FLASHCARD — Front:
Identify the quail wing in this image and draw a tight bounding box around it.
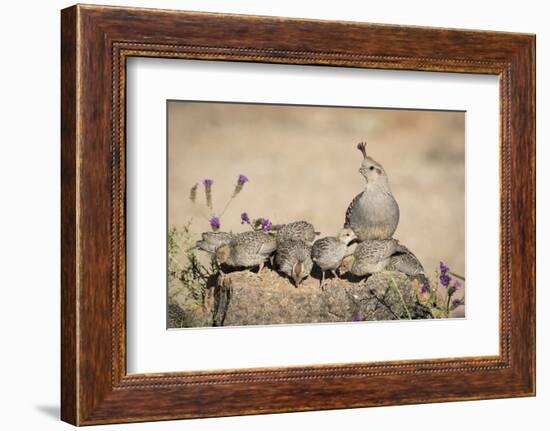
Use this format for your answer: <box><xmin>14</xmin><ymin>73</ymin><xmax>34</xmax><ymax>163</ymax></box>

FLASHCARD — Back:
<box><xmin>388</xmin><ymin>243</ymin><xmax>425</xmax><ymax>275</ymax></box>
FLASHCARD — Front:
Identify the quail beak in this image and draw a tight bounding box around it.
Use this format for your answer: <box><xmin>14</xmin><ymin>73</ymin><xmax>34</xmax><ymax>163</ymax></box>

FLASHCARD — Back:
<box><xmin>292</xmin><ymin>275</ymin><xmax>304</xmax><ymax>287</ymax></box>
<box><xmin>215</xmin><ymin>254</ymin><xmax>224</xmax><ymax>268</ymax></box>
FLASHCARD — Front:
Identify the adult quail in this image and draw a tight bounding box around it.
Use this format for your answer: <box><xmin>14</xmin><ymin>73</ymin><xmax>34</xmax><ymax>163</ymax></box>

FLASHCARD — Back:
<box><xmin>387</xmin><ymin>243</ymin><xmax>425</xmax><ymax>276</ymax></box>
<box><xmin>350</xmin><ymin>239</ymin><xmax>398</xmax><ymax>278</ymax></box>
<box><xmin>275</xmin><ymin>238</ymin><xmax>314</xmax><ymax>286</ymax></box>
<box><xmin>195</xmin><ymin>231</ymin><xmax>233</xmax><ymax>254</ymax></box>
<box><xmin>344</xmin><ymin>142</ymin><xmax>400</xmax><ymax>241</ymax></box>
<box><xmin>311</xmin><ymin>228</ymin><xmax>357</xmax><ymax>288</ymax></box>
<box><xmin>215</xmin><ymin>231</ymin><xmax>277</xmax><ymax>273</ymax></box>
<box><xmin>272</xmin><ymin>221</ymin><xmax>319</xmax><ymax>243</ymax></box>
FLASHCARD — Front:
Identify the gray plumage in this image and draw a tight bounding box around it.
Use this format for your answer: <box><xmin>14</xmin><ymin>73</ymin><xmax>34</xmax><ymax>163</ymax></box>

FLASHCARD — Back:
<box><xmin>195</xmin><ymin>231</ymin><xmax>233</xmax><ymax>254</ymax></box>
<box><xmin>215</xmin><ymin>231</ymin><xmax>277</xmax><ymax>271</ymax></box>
<box><xmin>387</xmin><ymin>243</ymin><xmax>425</xmax><ymax>276</ymax></box>
<box><xmin>344</xmin><ymin>142</ymin><xmax>400</xmax><ymax>241</ymax></box>
<box><xmin>275</xmin><ymin>238</ymin><xmax>313</xmax><ymax>286</ymax></box>
<box><xmin>350</xmin><ymin>239</ymin><xmax>398</xmax><ymax>277</ymax></box>
<box><xmin>311</xmin><ymin>228</ymin><xmax>356</xmax><ymax>287</ymax></box>
<box><xmin>272</xmin><ymin>221</ymin><xmax>318</xmax><ymax>243</ymax></box>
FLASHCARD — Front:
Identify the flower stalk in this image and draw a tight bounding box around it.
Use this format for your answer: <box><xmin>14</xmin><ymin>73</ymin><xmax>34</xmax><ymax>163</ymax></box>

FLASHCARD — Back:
<box><xmin>189</xmin><ymin>174</ymin><xmax>250</xmax><ymax>231</ymax></box>
<box><xmin>203</xmin><ymin>179</ymin><xmax>214</xmax><ymax>209</ymax></box>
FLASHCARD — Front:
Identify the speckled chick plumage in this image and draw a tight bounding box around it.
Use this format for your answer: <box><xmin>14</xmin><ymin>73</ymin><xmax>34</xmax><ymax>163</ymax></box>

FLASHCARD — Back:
<box><xmin>275</xmin><ymin>238</ymin><xmax>313</xmax><ymax>286</ymax></box>
<box><xmin>311</xmin><ymin>228</ymin><xmax>356</xmax><ymax>286</ymax></box>
<box><xmin>273</xmin><ymin>221</ymin><xmax>318</xmax><ymax>243</ymax></box>
<box><xmin>350</xmin><ymin>239</ymin><xmax>398</xmax><ymax>277</ymax></box>
<box><xmin>215</xmin><ymin>231</ymin><xmax>277</xmax><ymax>269</ymax></box>
<box><xmin>387</xmin><ymin>243</ymin><xmax>425</xmax><ymax>276</ymax></box>
<box><xmin>344</xmin><ymin>142</ymin><xmax>400</xmax><ymax>241</ymax></box>
<box><xmin>195</xmin><ymin>231</ymin><xmax>233</xmax><ymax>254</ymax></box>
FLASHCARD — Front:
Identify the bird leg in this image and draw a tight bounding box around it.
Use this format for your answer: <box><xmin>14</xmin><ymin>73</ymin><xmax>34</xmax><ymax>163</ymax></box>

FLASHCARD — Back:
<box><xmin>257</xmin><ymin>262</ymin><xmax>264</xmax><ymax>274</ymax></box>
<box><xmin>217</xmin><ymin>268</ymin><xmax>226</xmax><ymax>286</ymax></box>
<box><xmin>331</xmin><ymin>269</ymin><xmax>339</xmax><ymax>279</ymax></box>
<box><xmin>320</xmin><ymin>271</ymin><xmax>326</xmax><ymax>290</ymax></box>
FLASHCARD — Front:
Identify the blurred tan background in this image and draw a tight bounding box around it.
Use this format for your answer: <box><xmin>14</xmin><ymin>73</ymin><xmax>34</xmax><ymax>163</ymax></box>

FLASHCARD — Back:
<box><xmin>168</xmin><ymin>101</ymin><xmax>465</xmax><ymax>276</ymax></box>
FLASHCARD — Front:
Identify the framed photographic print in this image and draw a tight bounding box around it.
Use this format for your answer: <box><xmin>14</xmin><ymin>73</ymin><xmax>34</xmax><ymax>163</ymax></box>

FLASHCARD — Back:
<box><xmin>164</xmin><ymin>100</ymin><xmax>465</xmax><ymax>330</ymax></box>
<box><xmin>61</xmin><ymin>4</ymin><xmax>535</xmax><ymax>425</ymax></box>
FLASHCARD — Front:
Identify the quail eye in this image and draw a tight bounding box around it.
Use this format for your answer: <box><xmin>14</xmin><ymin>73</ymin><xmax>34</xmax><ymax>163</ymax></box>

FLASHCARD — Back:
<box><xmin>369</xmin><ymin>166</ymin><xmax>375</xmax><ymax>170</ymax></box>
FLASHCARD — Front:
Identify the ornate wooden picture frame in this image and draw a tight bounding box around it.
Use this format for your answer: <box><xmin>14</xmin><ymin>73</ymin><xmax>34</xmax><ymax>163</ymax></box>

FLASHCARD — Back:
<box><xmin>61</xmin><ymin>4</ymin><xmax>535</xmax><ymax>425</ymax></box>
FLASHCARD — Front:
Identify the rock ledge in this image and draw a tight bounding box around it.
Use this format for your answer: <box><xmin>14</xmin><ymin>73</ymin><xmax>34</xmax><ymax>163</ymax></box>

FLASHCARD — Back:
<box><xmin>213</xmin><ymin>269</ymin><xmax>429</xmax><ymax>327</ymax></box>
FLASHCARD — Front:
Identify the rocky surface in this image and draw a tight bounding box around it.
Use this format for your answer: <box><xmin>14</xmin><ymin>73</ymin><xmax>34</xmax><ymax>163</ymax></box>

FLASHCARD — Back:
<box><xmin>212</xmin><ymin>269</ymin><xmax>430</xmax><ymax>327</ymax></box>
<box><xmin>168</xmin><ymin>274</ymin><xmax>216</xmax><ymax>328</ymax></box>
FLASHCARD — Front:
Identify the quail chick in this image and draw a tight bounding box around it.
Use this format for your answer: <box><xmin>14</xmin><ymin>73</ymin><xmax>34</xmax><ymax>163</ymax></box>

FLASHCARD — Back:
<box><xmin>311</xmin><ymin>228</ymin><xmax>357</xmax><ymax>288</ymax></box>
<box><xmin>272</xmin><ymin>221</ymin><xmax>319</xmax><ymax>243</ymax></box>
<box><xmin>215</xmin><ymin>231</ymin><xmax>277</xmax><ymax>273</ymax></box>
<box><xmin>344</xmin><ymin>142</ymin><xmax>400</xmax><ymax>241</ymax></box>
<box><xmin>350</xmin><ymin>239</ymin><xmax>398</xmax><ymax>278</ymax></box>
<box><xmin>275</xmin><ymin>238</ymin><xmax>313</xmax><ymax>286</ymax></box>
<box><xmin>387</xmin><ymin>243</ymin><xmax>425</xmax><ymax>276</ymax></box>
<box><xmin>195</xmin><ymin>231</ymin><xmax>232</xmax><ymax>254</ymax></box>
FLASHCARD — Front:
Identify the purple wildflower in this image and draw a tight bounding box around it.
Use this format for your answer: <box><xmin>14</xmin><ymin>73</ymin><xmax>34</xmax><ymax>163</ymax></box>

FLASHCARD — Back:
<box><xmin>232</xmin><ymin>174</ymin><xmax>249</xmax><ymax>197</ymax></box>
<box><xmin>353</xmin><ymin>312</ymin><xmax>361</xmax><ymax>322</ymax></box>
<box><xmin>209</xmin><ymin>216</ymin><xmax>220</xmax><ymax>231</ymax></box>
<box><xmin>189</xmin><ymin>183</ymin><xmax>198</xmax><ymax>203</ymax></box>
<box><xmin>440</xmin><ymin>273</ymin><xmax>451</xmax><ymax>287</ymax></box>
<box><xmin>452</xmin><ymin>298</ymin><xmax>465</xmax><ymax>309</ymax></box>
<box><xmin>439</xmin><ymin>261</ymin><xmax>449</xmax><ymax>274</ymax></box>
<box><xmin>260</xmin><ymin>219</ymin><xmax>272</xmax><ymax>232</ymax></box>
<box><xmin>420</xmin><ymin>280</ymin><xmax>430</xmax><ymax>294</ymax></box>
<box><xmin>240</xmin><ymin>212</ymin><xmax>251</xmax><ymax>225</ymax></box>
<box><xmin>447</xmin><ymin>279</ymin><xmax>461</xmax><ymax>296</ymax></box>
<box><xmin>203</xmin><ymin>179</ymin><xmax>214</xmax><ymax>209</ymax></box>
<box><xmin>252</xmin><ymin>217</ymin><xmax>271</xmax><ymax>231</ymax></box>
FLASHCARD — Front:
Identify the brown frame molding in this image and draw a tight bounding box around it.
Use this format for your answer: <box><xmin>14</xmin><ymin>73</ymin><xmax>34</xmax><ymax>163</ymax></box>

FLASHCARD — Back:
<box><xmin>61</xmin><ymin>4</ymin><xmax>535</xmax><ymax>425</ymax></box>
